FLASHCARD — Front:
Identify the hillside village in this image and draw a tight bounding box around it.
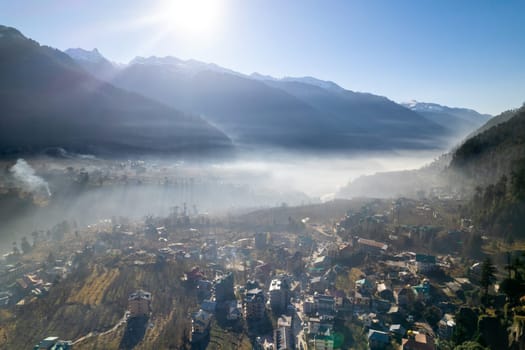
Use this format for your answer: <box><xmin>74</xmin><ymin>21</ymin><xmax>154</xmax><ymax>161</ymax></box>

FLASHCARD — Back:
<box><xmin>2</xmin><ymin>192</ymin><xmax>522</xmax><ymax>350</ymax></box>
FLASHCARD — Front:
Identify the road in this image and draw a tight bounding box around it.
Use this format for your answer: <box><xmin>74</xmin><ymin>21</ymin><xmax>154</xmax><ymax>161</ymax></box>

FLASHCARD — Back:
<box><xmin>73</xmin><ymin>311</ymin><xmax>129</xmax><ymax>345</ymax></box>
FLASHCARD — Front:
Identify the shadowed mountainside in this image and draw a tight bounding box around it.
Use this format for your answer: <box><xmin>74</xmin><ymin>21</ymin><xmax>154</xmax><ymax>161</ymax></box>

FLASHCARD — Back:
<box><xmin>0</xmin><ymin>25</ymin><xmax>232</xmax><ymax>157</ymax></box>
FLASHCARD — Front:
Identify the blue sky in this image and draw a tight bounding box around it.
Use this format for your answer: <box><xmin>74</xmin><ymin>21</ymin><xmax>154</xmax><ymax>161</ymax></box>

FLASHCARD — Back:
<box><xmin>1</xmin><ymin>0</ymin><xmax>524</xmax><ymax>114</ymax></box>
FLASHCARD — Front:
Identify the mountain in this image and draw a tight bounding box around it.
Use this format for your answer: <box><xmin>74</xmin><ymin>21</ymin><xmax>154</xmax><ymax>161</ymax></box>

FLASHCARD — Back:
<box><xmin>450</xmin><ymin>104</ymin><xmax>525</xmax><ymax>186</ymax></box>
<box><xmin>251</xmin><ymin>73</ymin><xmax>344</xmax><ymax>92</ymax></box>
<box><xmin>68</xmin><ymin>52</ymin><xmax>451</xmax><ymax>152</ymax></box>
<box><xmin>259</xmin><ymin>78</ymin><xmax>447</xmax><ymax>148</ymax></box>
<box><xmin>449</xmin><ymin>104</ymin><xmax>525</xmax><ymax>238</ymax></box>
<box><xmin>63</xmin><ymin>47</ymin><xmax>117</xmax><ymax>80</ymax></box>
<box><xmin>336</xmin><ymin>104</ymin><xmax>525</xmax><ymax>202</ymax></box>
<box><xmin>401</xmin><ymin>100</ymin><xmax>491</xmax><ymax>138</ymax></box>
<box><xmin>0</xmin><ymin>25</ymin><xmax>232</xmax><ymax>156</ymax></box>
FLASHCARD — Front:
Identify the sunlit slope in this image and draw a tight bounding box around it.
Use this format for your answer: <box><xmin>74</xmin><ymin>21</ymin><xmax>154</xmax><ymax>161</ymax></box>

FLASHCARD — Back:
<box><xmin>1</xmin><ymin>254</ymin><xmax>195</xmax><ymax>349</ymax></box>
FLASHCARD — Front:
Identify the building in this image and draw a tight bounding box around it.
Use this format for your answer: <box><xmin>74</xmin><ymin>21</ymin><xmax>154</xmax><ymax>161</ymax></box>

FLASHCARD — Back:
<box><xmin>356</xmin><ymin>238</ymin><xmax>388</xmax><ymax>254</ymax></box>
<box><xmin>314</xmin><ymin>294</ymin><xmax>335</xmax><ymax>316</ymax></box>
<box><xmin>308</xmin><ymin>316</ymin><xmax>334</xmax><ymax>335</ymax></box>
<box><xmin>274</xmin><ymin>326</ymin><xmax>293</xmax><ymax>350</ymax></box>
<box><xmin>312</xmin><ymin>333</ymin><xmax>335</xmax><ymax>350</ymax></box>
<box><xmin>402</xmin><ymin>331</ymin><xmax>436</xmax><ymax>350</ymax></box>
<box><xmin>255</xmin><ymin>232</ymin><xmax>268</xmax><ymax>250</ymax></box>
<box><xmin>244</xmin><ymin>288</ymin><xmax>265</xmax><ymax>321</ymax></box>
<box><xmin>302</xmin><ymin>296</ymin><xmax>315</xmax><ymax>315</ymax></box>
<box><xmin>438</xmin><ymin>314</ymin><xmax>455</xmax><ymax>340</ymax></box>
<box><xmin>128</xmin><ymin>290</ymin><xmax>151</xmax><ymax>318</ymax></box>
<box><xmin>191</xmin><ymin>309</ymin><xmax>213</xmax><ymax>343</ymax></box>
<box><xmin>33</xmin><ymin>337</ymin><xmax>73</xmax><ymax>350</ymax></box>
<box><xmin>214</xmin><ymin>272</ymin><xmax>234</xmax><ymax>303</ymax></box>
<box><xmin>368</xmin><ymin>329</ymin><xmax>390</xmax><ymax>350</ymax></box>
<box><xmin>227</xmin><ymin>300</ymin><xmax>242</xmax><ymax>321</ymax></box>
<box><xmin>415</xmin><ymin>254</ymin><xmax>437</xmax><ymax>273</ymax></box>
<box><xmin>269</xmin><ymin>278</ymin><xmax>288</xmax><ymax>313</ymax></box>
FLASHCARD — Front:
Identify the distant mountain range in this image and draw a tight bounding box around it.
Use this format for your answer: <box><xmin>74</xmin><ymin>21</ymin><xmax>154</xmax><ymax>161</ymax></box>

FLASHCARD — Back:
<box><xmin>401</xmin><ymin>100</ymin><xmax>491</xmax><ymax>137</ymax></box>
<box><xmin>0</xmin><ymin>24</ymin><xmax>493</xmax><ymax>157</ymax></box>
<box><xmin>67</xmin><ymin>48</ymin><xmax>491</xmax><ymax>152</ymax></box>
<box><xmin>0</xmin><ymin>26</ymin><xmax>232</xmax><ymax>157</ymax></box>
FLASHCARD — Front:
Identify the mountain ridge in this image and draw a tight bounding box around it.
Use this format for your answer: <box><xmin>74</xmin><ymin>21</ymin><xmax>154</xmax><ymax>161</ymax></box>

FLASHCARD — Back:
<box><xmin>0</xmin><ymin>25</ymin><xmax>232</xmax><ymax>157</ymax></box>
<box><xmin>69</xmin><ymin>50</ymin><xmax>457</xmax><ymax>152</ymax></box>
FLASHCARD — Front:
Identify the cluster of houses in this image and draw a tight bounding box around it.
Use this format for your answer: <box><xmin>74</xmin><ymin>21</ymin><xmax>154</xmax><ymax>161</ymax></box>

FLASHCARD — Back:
<box><xmin>178</xmin><ymin>220</ymin><xmax>472</xmax><ymax>350</ymax></box>
<box><xmin>0</xmin><ymin>248</ymin><xmax>83</xmax><ymax>310</ymax></box>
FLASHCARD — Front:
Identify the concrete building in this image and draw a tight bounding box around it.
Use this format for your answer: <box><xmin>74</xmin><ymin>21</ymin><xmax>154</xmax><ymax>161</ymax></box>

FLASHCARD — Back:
<box><xmin>191</xmin><ymin>309</ymin><xmax>212</xmax><ymax>343</ymax></box>
<box><xmin>314</xmin><ymin>294</ymin><xmax>335</xmax><ymax>316</ymax></box>
<box><xmin>269</xmin><ymin>278</ymin><xmax>288</xmax><ymax>313</ymax></box>
<box><xmin>274</xmin><ymin>326</ymin><xmax>293</xmax><ymax>350</ymax></box>
<box><xmin>244</xmin><ymin>288</ymin><xmax>265</xmax><ymax>321</ymax></box>
<box><xmin>368</xmin><ymin>329</ymin><xmax>390</xmax><ymax>350</ymax></box>
<box><xmin>312</xmin><ymin>333</ymin><xmax>335</xmax><ymax>350</ymax></box>
<box><xmin>254</xmin><ymin>232</ymin><xmax>268</xmax><ymax>250</ymax></box>
<box><xmin>128</xmin><ymin>290</ymin><xmax>151</xmax><ymax>318</ymax></box>
<box><xmin>214</xmin><ymin>272</ymin><xmax>234</xmax><ymax>303</ymax></box>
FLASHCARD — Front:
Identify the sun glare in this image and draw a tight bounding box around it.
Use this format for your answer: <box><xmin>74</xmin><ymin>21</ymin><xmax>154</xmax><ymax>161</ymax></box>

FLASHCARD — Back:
<box><xmin>159</xmin><ymin>0</ymin><xmax>224</xmax><ymax>38</ymax></box>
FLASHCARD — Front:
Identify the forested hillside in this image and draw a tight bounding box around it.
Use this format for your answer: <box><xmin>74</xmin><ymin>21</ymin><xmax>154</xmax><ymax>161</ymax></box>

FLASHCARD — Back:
<box><xmin>451</xmin><ymin>105</ymin><xmax>525</xmax><ymax>238</ymax></box>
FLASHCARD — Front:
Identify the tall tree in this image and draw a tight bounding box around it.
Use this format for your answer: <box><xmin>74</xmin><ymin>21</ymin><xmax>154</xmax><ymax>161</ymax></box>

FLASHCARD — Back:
<box><xmin>480</xmin><ymin>257</ymin><xmax>496</xmax><ymax>304</ymax></box>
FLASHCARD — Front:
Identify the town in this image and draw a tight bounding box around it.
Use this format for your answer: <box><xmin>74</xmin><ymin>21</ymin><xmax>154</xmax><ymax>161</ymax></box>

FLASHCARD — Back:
<box><xmin>1</xmin><ymin>189</ymin><xmax>520</xmax><ymax>350</ymax></box>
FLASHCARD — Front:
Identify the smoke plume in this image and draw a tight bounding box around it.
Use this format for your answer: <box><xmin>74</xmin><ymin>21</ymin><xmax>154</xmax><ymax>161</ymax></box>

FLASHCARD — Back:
<box><xmin>9</xmin><ymin>159</ymin><xmax>52</xmax><ymax>196</ymax></box>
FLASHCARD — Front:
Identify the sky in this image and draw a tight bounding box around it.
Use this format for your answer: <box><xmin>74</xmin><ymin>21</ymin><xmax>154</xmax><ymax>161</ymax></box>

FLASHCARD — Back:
<box><xmin>1</xmin><ymin>0</ymin><xmax>524</xmax><ymax>115</ymax></box>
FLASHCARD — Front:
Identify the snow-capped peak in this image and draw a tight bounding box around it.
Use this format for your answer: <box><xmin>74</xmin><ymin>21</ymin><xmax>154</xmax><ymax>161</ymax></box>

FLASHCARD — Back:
<box><xmin>64</xmin><ymin>48</ymin><xmax>106</xmax><ymax>63</ymax></box>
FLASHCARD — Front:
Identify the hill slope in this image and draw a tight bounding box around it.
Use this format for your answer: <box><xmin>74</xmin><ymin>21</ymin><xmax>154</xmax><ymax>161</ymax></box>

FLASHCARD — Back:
<box><xmin>0</xmin><ymin>26</ymin><xmax>232</xmax><ymax>157</ymax></box>
<box><xmin>450</xmin><ymin>105</ymin><xmax>525</xmax><ymax>186</ymax></box>
<box><xmin>449</xmin><ymin>105</ymin><xmax>525</xmax><ymax>237</ymax></box>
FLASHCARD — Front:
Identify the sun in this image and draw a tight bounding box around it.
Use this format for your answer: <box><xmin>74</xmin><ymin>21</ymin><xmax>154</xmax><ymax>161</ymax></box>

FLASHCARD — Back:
<box><xmin>159</xmin><ymin>0</ymin><xmax>224</xmax><ymax>38</ymax></box>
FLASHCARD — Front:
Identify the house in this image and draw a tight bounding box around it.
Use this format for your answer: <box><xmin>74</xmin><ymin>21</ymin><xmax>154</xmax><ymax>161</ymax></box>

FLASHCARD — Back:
<box><xmin>357</xmin><ymin>238</ymin><xmax>388</xmax><ymax>254</ymax></box>
<box><xmin>356</xmin><ymin>277</ymin><xmax>375</xmax><ymax>293</ymax></box>
<box><xmin>396</xmin><ymin>286</ymin><xmax>417</xmax><ymax>308</ymax></box>
<box><xmin>377</xmin><ymin>283</ymin><xmax>395</xmax><ymax>302</ymax></box>
<box><xmin>201</xmin><ymin>299</ymin><xmax>217</xmax><ymax>313</ymax></box>
<box><xmin>412</xmin><ymin>280</ymin><xmax>431</xmax><ymax>301</ymax></box>
<box><xmin>128</xmin><ymin>290</ymin><xmax>151</xmax><ymax>318</ymax></box>
<box><xmin>402</xmin><ymin>331</ymin><xmax>436</xmax><ymax>350</ymax></box>
<box><xmin>390</xmin><ymin>324</ymin><xmax>406</xmax><ymax>338</ymax></box>
<box><xmin>310</xmin><ymin>276</ymin><xmax>329</xmax><ymax>294</ymax></box>
<box><xmin>415</xmin><ymin>254</ymin><xmax>436</xmax><ymax>273</ymax></box>
<box><xmin>368</xmin><ymin>329</ymin><xmax>390</xmax><ymax>349</ymax></box>
<box><xmin>438</xmin><ymin>314</ymin><xmax>455</xmax><ymax>340</ymax></box>
<box><xmin>33</xmin><ymin>336</ymin><xmax>72</xmax><ymax>350</ymax></box>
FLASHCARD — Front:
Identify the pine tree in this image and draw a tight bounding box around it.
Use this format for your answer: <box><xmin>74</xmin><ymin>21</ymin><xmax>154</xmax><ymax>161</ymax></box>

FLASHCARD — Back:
<box><xmin>480</xmin><ymin>257</ymin><xmax>496</xmax><ymax>304</ymax></box>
